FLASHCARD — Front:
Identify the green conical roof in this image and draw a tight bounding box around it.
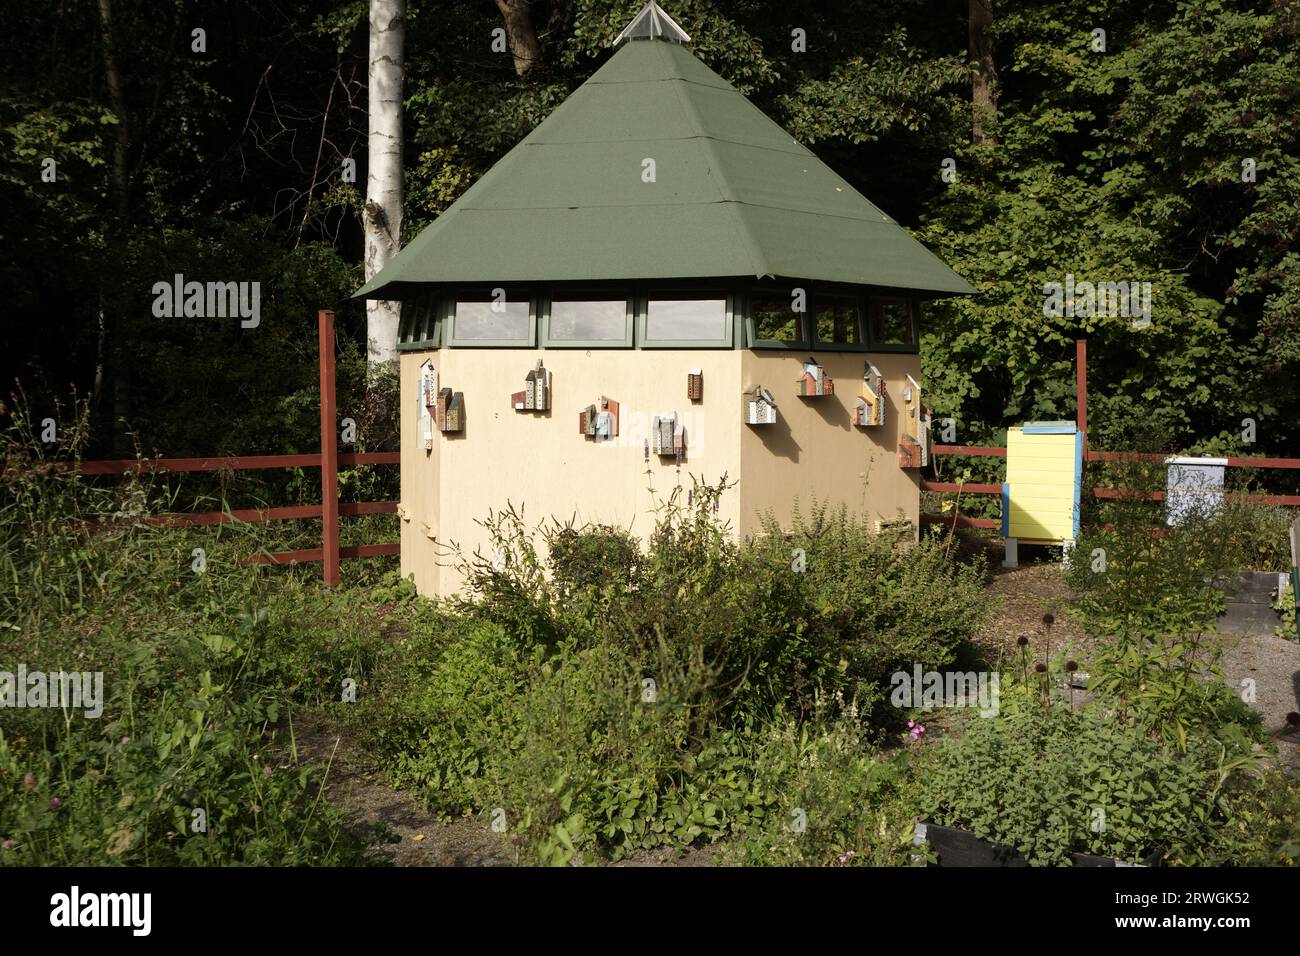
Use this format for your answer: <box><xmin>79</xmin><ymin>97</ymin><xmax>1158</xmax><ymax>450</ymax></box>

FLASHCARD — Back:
<box><xmin>355</xmin><ymin>38</ymin><xmax>972</xmax><ymax>299</ymax></box>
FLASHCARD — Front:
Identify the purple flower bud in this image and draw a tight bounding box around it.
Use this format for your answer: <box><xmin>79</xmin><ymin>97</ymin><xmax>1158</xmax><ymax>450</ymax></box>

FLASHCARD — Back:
<box><xmin>22</xmin><ymin>773</ymin><xmax>34</xmax><ymax>789</ymax></box>
<box><xmin>48</xmin><ymin>797</ymin><xmax>61</xmax><ymax>809</ymax></box>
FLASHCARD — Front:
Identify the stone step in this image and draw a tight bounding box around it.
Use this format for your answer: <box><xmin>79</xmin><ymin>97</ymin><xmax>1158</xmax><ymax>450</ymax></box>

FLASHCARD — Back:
<box><xmin>1216</xmin><ymin>602</ymin><xmax>1284</xmax><ymax>636</ymax></box>
<box><xmin>1210</xmin><ymin>571</ymin><xmax>1287</xmax><ymax>605</ymax></box>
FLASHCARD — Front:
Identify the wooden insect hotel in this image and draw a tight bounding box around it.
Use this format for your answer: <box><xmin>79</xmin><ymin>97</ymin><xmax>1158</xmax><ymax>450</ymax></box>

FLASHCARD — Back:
<box><xmin>355</xmin><ymin>1</ymin><xmax>972</xmax><ymax>597</ymax></box>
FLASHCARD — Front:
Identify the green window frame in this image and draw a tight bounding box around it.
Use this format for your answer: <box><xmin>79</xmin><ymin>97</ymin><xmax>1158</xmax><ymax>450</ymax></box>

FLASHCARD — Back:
<box><xmin>541</xmin><ymin>290</ymin><xmax>634</xmax><ymax>348</ymax></box>
<box><xmin>809</xmin><ymin>292</ymin><xmax>868</xmax><ymax>352</ymax></box>
<box><xmin>867</xmin><ymin>296</ymin><xmax>919</xmax><ymax>353</ymax></box>
<box><xmin>745</xmin><ymin>286</ymin><xmax>811</xmax><ymax>349</ymax></box>
<box><xmin>638</xmin><ymin>291</ymin><xmax>734</xmax><ymax>348</ymax></box>
<box><xmin>396</xmin><ymin>294</ymin><xmax>442</xmax><ymax>350</ymax></box>
<box><xmin>446</xmin><ymin>288</ymin><xmax>536</xmax><ymax>347</ymax></box>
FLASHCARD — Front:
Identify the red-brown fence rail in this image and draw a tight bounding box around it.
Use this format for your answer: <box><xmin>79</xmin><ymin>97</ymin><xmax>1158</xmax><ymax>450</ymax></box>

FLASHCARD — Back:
<box><xmin>921</xmin><ymin>339</ymin><xmax>1300</xmax><ymax>529</ymax></box>
<box><xmin>64</xmin><ymin>310</ymin><xmax>397</xmax><ymax>586</ymax></box>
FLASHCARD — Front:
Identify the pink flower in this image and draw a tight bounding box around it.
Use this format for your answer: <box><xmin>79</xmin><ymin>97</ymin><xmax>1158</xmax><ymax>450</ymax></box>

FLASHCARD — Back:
<box><xmin>48</xmin><ymin>797</ymin><xmax>61</xmax><ymax>809</ymax></box>
<box><xmin>1</xmin><ymin>839</ymin><xmax>14</xmax><ymax>849</ymax></box>
<box><xmin>263</xmin><ymin>766</ymin><xmax>273</xmax><ymax>779</ymax></box>
<box><xmin>22</xmin><ymin>773</ymin><xmax>34</xmax><ymax>789</ymax></box>
<box><xmin>907</xmin><ymin>720</ymin><xmax>916</xmax><ymax>729</ymax></box>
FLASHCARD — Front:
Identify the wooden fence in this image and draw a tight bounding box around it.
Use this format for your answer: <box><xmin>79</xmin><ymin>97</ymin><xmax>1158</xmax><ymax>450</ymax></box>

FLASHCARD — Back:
<box><xmin>66</xmin><ymin>310</ymin><xmax>397</xmax><ymax>586</ymax></box>
<box><xmin>60</xmin><ymin>327</ymin><xmax>1300</xmax><ymax>581</ymax></box>
<box><xmin>921</xmin><ymin>339</ymin><xmax>1300</xmax><ymax>531</ymax></box>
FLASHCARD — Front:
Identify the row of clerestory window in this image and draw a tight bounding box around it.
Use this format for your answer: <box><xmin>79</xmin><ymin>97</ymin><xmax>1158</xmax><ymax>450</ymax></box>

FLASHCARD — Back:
<box><xmin>396</xmin><ymin>284</ymin><xmax>920</xmax><ymax>353</ymax></box>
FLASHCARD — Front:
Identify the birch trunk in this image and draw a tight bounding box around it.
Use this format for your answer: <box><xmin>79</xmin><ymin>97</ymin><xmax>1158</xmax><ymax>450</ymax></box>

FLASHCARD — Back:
<box><xmin>365</xmin><ymin>0</ymin><xmax>405</xmax><ymax>366</ymax></box>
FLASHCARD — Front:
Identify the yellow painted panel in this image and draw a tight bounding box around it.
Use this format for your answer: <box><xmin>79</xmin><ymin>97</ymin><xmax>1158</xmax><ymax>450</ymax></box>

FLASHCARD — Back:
<box><xmin>1005</xmin><ymin>427</ymin><xmax>1078</xmax><ymax>543</ymax></box>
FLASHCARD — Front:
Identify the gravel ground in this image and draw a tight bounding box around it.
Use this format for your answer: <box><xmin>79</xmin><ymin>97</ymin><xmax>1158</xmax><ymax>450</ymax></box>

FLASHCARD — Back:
<box><xmin>1218</xmin><ymin>633</ymin><xmax>1300</xmax><ymax>776</ymax></box>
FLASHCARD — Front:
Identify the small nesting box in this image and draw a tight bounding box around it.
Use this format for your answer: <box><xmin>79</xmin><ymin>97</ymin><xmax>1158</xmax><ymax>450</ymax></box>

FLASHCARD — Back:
<box><xmin>797</xmin><ymin>358</ymin><xmax>833</xmax><ymax>397</ymax></box>
<box><xmin>745</xmin><ymin>385</ymin><xmax>778</xmax><ymax>425</ymax></box>
<box><xmin>687</xmin><ymin>369</ymin><xmax>704</xmax><ymax>401</ymax></box>
<box><xmin>438</xmin><ymin>388</ymin><xmax>464</xmax><ymax>433</ymax></box>
<box><xmin>854</xmin><ymin>361</ymin><xmax>885</xmax><ymax>428</ymax></box>
<box><xmin>418</xmin><ymin>362</ymin><xmax>438</xmax><ymax>450</ymax></box>
<box><xmin>897</xmin><ymin>374</ymin><xmax>928</xmax><ymax>467</ymax></box>
<box><xmin>651</xmin><ymin>412</ymin><xmax>683</xmax><ymax>457</ymax></box>
<box><xmin>518</xmin><ymin>360</ymin><xmax>551</xmax><ymax>412</ymax></box>
<box><xmin>579</xmin><ymin>396</ymin><xmax>619</xmax><ymax>439</ymax></box>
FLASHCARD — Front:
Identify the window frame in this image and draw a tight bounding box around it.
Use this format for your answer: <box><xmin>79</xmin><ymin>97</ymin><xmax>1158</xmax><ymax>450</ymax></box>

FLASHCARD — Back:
<box><xmin>396</xmin><ymin>293</ymin><xmax>443</xmax><ymax>351</ymax></box>
<box><xmin>540</xmin><ymin>289</ymin><xmax>635</xmax><ymax>348</ymax></box>
<box><xmin>744</xmin><ymin>286</ymin><xmax>812</xmax><ymax>350</ymax></box>
<box><xmin>637</xmin><ymin>289</ymin><xmax>735</xmax><ymax>349</ymax></box>
<box><xmin>446</xmin><ymin>287</ymin><xmax>537</xmax><ymax>347</ymax></box>
<box><xmin>866</xmin><ymin>295</ymin><xmax>919</xmax><ymax>353</ymax></box>
<box><xmin>808</xmin><ymin>291</ymin><xmax>869</xmax><ymax>353</ymax></box>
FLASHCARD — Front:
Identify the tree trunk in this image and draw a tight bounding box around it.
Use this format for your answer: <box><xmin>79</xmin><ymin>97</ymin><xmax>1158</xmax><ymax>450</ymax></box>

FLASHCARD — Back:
<box><xmin>365</xmin><ymin>0</ymin><xmax>405</xmax><ymax>366</ymax></box>
<box><xmin>96</xmin><ymin>0</ymin><xmax>131</xmax><ymax>221</ymax></box>
<box><xmin>495</xmin><ymin>0</ymin><xmax>543</xmax><ymax>77</ymax></box>
<box><xmin>969</xmin><ymin>0</ymin><xmax>998</xmax><ymax>146</ymax></box>
<box><xmin>96</xmin><ymin>0</ymin><xmax>133</xmax><ymax>454</ymax></box>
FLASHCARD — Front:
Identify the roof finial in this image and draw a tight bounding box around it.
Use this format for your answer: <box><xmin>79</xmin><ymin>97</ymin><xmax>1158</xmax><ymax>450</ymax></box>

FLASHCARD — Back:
<box><xmin>614</xmin><ymin>1</ymin><xmax>691</xmax><ymax>45</ymax></box>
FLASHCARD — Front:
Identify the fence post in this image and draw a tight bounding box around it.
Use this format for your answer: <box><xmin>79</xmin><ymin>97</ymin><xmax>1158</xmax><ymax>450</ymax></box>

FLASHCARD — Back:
<box><xmin>1076</xmin><ymin>337</ymin><xmax>1088</xmax><ymax>458</ymax></box>
<box><xmin>318</xmin><ymin>309</ymin><xmax>341</xmax><ymax>587</ymax></box>
<box><xmin>1291</xmin><ymin>518</ymin><xmax>1299</xmax><ymax>640</ymax></box>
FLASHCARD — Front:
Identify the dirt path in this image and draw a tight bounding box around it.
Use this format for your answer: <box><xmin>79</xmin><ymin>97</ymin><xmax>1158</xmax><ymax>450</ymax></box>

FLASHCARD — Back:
<box><xmin>288</xmin><ymin>712</ymin><xmax>719</xmax><ymax>866</ymax></box>
<box><xmin>290</xmin><ymin>712</ymin><xmax>516</xmax><ymax>866</ymax></box>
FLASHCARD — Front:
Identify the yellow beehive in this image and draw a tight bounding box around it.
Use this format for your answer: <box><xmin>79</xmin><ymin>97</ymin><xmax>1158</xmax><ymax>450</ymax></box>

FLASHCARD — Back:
<box><xmin>1003</xmin><ymin>423</ymin><xmax>1082</xmax><ymax>544</ymax></box>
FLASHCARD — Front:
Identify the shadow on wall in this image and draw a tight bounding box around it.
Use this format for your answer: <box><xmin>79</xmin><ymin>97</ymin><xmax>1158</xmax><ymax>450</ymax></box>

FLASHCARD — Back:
<box><xmin>799</xmin><ymin>391</ymin><xmax>853</xmax><ymax>432</ymax></box>
<box><xmin>754</xmin><ymin>410</ymin><xmax>801</xmax><ymax>463</ymax></box>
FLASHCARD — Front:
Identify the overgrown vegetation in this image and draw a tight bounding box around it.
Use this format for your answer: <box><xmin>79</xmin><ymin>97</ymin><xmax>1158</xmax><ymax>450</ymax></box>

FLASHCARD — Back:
<box><xmin>352</xmin><ymin>482</ymin><xmax>989</xmax><ymax>864</ymax></box>
<box><xmin>5</xmin><ymin>408</ymin><xmax>1298</xmax><ymax>867</ymax></box>
<box><xmin>0</xmin><ymin>406</ymin><xmax>386</xmax><ymax>865</ymax></box>
<box><xmin>920</xmin><ymin>447</ymin><xmax>1299</xmax><ymax>866</ymax></box>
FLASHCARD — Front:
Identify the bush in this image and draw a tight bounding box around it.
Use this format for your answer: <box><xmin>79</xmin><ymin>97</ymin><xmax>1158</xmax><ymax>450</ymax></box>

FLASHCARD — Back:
<box><xmin>366</xmin><ymin>620</ymin><xmax>532</xmax><ymax>815</ymax></box>
<box><xmin>361</xmin><ymin>487</ymin><xmax>992</xmax><ymax>864</ymax></box>
<box><xmin>920</xmin><ymin>704</ymin><xmax>1246</xmax><ymax>865</ymax></box>
<box><xmin>458</xmin><ymin>488</ymin><xmax>991</xmax><ymax>733</ymax></box>
<box><xmin>1199</xmin><ymin>768</ymin><xmax>1300</xmax><ymax>866</ymax></box>
<box><xmin>0</xmin><ymin>626</ymin><xmax>373</xmax><ymax>866</ymax></box>
<box><xmin>0</xmin><ymin>402</ymin><xmax>380</xmax><ymax>865</ymax></box>
<box><xmin>736</xmin><ymin>705</ymin><xmax>920</xmax><ymax>867</ymax></box>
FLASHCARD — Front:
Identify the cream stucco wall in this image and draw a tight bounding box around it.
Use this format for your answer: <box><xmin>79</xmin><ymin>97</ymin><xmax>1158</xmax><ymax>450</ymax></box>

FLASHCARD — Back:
<box><xmin>400</xmin><ymin>347</ymin><xmax>922</xmax><ymax>598</ymax></box>
<box><xmin>738</xmin><ymin>351</ymin><xmax>921</xmax><ymax>539</ymax></box>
